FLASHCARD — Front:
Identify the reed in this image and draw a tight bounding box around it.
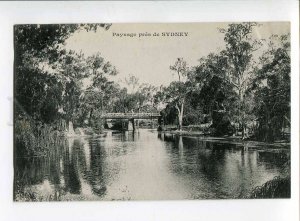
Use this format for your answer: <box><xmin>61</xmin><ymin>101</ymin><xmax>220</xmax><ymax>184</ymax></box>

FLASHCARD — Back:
<box><xmin>15</xmin><ymin>118</ymin><xmax>63</xmax><ymax>157</ymax></box>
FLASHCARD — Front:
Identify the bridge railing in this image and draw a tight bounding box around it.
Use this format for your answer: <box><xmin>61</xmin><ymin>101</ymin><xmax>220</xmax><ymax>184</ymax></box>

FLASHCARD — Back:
<box><xmin>101</xmin><ymin>112</ymin><xmax>161</xmax><ymax>119</ymax></box>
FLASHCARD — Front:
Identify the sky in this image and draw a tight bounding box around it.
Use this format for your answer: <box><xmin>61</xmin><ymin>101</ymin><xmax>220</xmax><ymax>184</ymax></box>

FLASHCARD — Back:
<box><xmin>65</xmin><ymin>22</ymin><xmax>290</xmax><ymax>88</ymax></box>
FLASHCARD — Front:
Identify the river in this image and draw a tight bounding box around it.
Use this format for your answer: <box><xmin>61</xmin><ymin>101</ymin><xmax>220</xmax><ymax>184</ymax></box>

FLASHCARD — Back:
<box><xmin>14</xmin><ymin>129</ymin><xmax>290</xmax><ymax>201</ymax></box>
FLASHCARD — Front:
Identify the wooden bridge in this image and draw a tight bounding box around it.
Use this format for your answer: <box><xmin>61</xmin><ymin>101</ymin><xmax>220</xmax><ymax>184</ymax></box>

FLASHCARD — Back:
<box><xmin>101</xmin><ymin>112</ymin><xmax>162</xmax><ymax>131</ymax></box>
<box><xmin>101</xmin><ymin>112</ymin><xmax>161</xmax><ymax>119</ymax></box>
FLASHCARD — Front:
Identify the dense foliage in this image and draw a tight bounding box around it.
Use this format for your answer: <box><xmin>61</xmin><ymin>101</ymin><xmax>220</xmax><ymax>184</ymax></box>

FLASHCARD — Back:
<box><xmin>156</xmin><ymin>23</ymin><xmax>290</xmax><ymax>141</ymax></box>
<box><xmin>14</xmin><ymin>24</ymin><xmax>158</xmax><ymax>155</ymax></box>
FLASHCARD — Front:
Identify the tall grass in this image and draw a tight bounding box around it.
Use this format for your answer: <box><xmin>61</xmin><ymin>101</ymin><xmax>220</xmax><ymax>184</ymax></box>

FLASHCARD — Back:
<box><xmin>15</xmin><ymin>118</ymin><xmax>62</xmax><ymax>156</ymax></box>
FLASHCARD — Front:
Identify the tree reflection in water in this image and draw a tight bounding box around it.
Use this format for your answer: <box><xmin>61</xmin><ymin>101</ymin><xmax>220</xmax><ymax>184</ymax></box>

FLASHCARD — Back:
<box><xmin>14</xmin><ymin>130</ymin><xmax>290</xmax><ymax>201</ymax></box>
<box><xmin>87</xmin><ymin>139</ymin><xmax>107</xmax><ymax>196</ymax></box>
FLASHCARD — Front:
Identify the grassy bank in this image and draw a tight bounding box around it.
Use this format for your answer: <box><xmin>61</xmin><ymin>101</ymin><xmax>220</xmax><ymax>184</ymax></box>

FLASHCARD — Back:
<box><xmin>161</xmin><ymin>127</ymin><xmax>290</xmax><ymax>149</ymax></box>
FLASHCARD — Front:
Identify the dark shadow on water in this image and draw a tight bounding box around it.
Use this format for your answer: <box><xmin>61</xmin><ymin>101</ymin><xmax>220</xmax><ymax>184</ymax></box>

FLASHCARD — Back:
<box><xmin>64</xmin><ymin>139</ymin><xmax>81</xmax><ymax>194</ymax></box>
<box><xmin>87</xmin><ymin>139</ymin><xmax>107</xmax><ymax>197</ymax></box>
<box><xmin>14</xmin><ymin>131</ymin><xmax>290</xmax><ymax>201</ymax></box>
<box><xmin>157</xmin><ymin>134</ymin><xmax>289</xmax><ymax>199</ymax></box>
<box><xmin>257</xmin><ymin>151</ymin><xmax>290</xmax><ymax>168</ymax></box>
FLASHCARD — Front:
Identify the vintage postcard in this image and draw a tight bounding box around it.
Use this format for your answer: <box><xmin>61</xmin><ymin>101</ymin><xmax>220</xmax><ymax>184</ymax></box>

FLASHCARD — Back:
<box><xmin>14</xmin><ymin>22</ymin><xmax>291</xmax><ymax>202</ymax></box>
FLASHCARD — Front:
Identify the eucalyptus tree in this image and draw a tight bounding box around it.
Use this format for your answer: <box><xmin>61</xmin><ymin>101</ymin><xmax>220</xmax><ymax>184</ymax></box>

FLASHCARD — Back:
<box><xmin>165</xmin><ymin>56</ymin><xmax>229</xmax><ymax>130</ymax></box>
<box><xmin>168</xmin><ymin>58</ymin><xmax>189</xmax><ymax>131</ymax></box>
<box><xmin>219</xmin><ymin>22</ymin><xmax>263</xmax><ymax>138</ymax></box>
<box><xmin>170</xmin><ymin>58</ymin><xmax>188</xmax><ymax>82</ymax></box>
<box><xmin>188</xmin><ymin>53</ymin><xmax>239</xmax><ymax>135</ymax></box>
<box><xmin>82</xmin><ymin>53</ymin><xmax>118</xmax><ymax>127</ymax></box>
<box><xmin>125</xmin><ymin>75</ymin><xmax>140</xmax><ymax>94</ymax></box>
<box><xmin>55</xmin><ymin>50</ymin><xmax>89</xmax><ymax>126</ymax></box>
<box><xmin>251</xmin><ymin>34</ymin><xmax>290</xmax><ymax>141</ymax></box>
<box><xmin>113</xmin><ymin>88</ymin><xmax>131</xmax><ymax>113</ymax></box>
<box><xmin>136</xmin><ymin>83</ymin><xmax>158</xmax><ymax>113</ymax></box>
<box><xmin>122</xmin><ymin>75</ymin><xmax>158</xmax><ymax>113</ymax></box>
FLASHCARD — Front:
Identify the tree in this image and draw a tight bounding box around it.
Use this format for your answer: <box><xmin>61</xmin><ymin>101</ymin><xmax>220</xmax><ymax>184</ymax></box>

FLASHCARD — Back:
<box><xmin>58</xmin><ymin>51</ymin><xmax>88</xmax><ymax>126</ymax></box>
<box><xmin>219</xmin><ymin>22</ymin><xmax>263</xmax><ymax>138</ymax></box>
<box><xmin>158</xmin><ymin>81</ymin><xmax>187</xmax><ymax>131</ymax></box>
<box><xmin>187</xmin><ymin>53</ymin><xmax>238</xmax><ymax>134</ymax></box>
<box><xmin>137</xmin><ymin>83</ymin><xmax>158</xmax><ymax>112</ymax></box>
<box><xmin>251</xmin><ymin>34</ymin><xmax>290</xmax><ymax>141</ymax></box>
<box><xmin>82</xmin><ymin>53</ymin><xmax>118</xmax><ymax>127</ymax></box>
<box><xmin>14</xmin><ymin>24</ymin><xmax>111</xmax><ymax>125</ymax></box>
<box><xmin>121</xmin><ymin>76</ymin><xmax>158</xmax><ymax>114</ymax></box>
<box><xmin>170</xmin><ymin>58</ymin><xmax>188</xmax><ymax>82</ymax></box>
<box><xmin>168</xmin><ymin>58</ymin><xmax>189</xmax><ymax>130</ymax></box>
<box><xmin>125</xmin><ymin>75</ymin><xmax>140</xmax><ymax>94</ymax></box>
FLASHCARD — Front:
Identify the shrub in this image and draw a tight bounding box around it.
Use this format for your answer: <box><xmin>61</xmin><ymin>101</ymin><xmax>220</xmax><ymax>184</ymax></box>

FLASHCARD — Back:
<box><xmin>248</xmin><ymin>176</ymin><xmax>290</xmax><ymax>199</ymax></box>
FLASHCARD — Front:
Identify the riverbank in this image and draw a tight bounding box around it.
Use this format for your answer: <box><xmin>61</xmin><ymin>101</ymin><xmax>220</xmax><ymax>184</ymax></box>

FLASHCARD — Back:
<box><xmin>69</xmin><ymin>127</ymin><xmax>106</xmax><ymax>137</ymax></box>
<box><xmin>70</xmin><ymin>127</ymin><xmax>290</xmax><ymax>149</ymax></box>
<box><xmin>161</xmin><ymin>129</ymin><xmax>290</xmax><ymax>149</ymax></box>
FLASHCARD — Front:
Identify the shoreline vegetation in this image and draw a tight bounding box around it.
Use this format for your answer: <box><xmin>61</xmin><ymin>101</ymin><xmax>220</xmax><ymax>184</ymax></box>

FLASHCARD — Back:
<box><xmin>15</xmin><ymin>117</ymin><xmax>290</xmax><ymax>157</ymax></box>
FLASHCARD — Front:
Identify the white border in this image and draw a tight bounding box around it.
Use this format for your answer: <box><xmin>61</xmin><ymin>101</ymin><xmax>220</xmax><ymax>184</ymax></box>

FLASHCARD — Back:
<box><xmin>0</xmin><ymin>1</ymin><xmax>298</xmax><ymax>221</ymax></box>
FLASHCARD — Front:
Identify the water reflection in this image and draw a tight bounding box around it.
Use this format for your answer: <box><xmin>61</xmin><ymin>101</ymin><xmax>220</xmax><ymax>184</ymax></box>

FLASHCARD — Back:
<box><xmin>14</xmin><ymin>130</ymin><xmax>289</xmax><ymax>201</ymax></box>
<box><xmin>87</xmin><ymin>138</ymin><xmax>107</xmax><ymax>196</ymax></box>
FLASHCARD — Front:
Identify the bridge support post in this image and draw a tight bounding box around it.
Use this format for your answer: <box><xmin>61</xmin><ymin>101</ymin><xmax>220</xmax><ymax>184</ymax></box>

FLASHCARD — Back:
<box><xmin>132</xmin><ymin>119</ymin><xmax>135</xmax><ymax>131</ymax></box>
<box><xmin>122</xmin><ymin>120</ymin><xmax>126</xmax><ymax>131</ymax></box>
<box><xmin>135</xmin><ymin>119</ymin><xmax>139</xmax><ymax>131</ymax></box>
<box><xmin>128</xmin><ymin>118</ymin><xmax>135</xmax><ymax>131</ymax></box>
<box><xmin>158</xmin><ymin>116</ymin><xmax>164</xmax><ymax>131</ymax></box>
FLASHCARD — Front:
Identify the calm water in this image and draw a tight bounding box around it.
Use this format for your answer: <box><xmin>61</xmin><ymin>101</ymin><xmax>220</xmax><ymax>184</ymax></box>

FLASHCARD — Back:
<box><xmin>14</xmin><ymin>129</ymin><xmax>289</xmax><ymax>201</ymax></box>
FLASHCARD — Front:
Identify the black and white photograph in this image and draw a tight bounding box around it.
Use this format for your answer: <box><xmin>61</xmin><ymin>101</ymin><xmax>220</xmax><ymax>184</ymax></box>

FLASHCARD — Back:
<box><xmin>13</xmin><ymin>22</ymin><xmax>291</xmax><ymax>202</ymax></box>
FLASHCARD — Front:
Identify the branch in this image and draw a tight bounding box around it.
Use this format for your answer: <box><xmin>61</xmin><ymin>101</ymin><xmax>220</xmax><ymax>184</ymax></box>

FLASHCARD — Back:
<box><xmin>222</xmin><ymin>74</ymin><xmax>239</xmax><ymax>89</ymax></box>
<box><xmin>175</xmin><ymin>104</ymin><xmax>180</xmax><ymax>113</ymax></box>
<box><xmin>284</xmin><ymin>115</ymin><xmax>291</xmax><ymax>125</ymax></box>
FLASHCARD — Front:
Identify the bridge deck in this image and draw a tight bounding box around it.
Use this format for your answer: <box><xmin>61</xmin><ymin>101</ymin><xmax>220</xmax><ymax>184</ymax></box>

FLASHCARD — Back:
<box><xmin>101</xmin><ymin>112</ymin><xmax>161</xmax><ymax>119</ymax></box>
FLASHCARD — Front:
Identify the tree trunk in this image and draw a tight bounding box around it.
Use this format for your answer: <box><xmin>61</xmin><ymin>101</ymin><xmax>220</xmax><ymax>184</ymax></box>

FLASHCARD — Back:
<box><xmin>137</xmin><ymin>107</ymin><xmax>140</xmax><ymax>130</ymax></box>
<box><xmin>176</xmin><ymin>99</ymin><xmax>185</xmax><ymax>131</ymax></box>
<box><xmin>89</xmin><ymin>108</ymin><xmax>93</xmax><ymax>126</ymax></box>
<box><xmin>238</xmin><ymin>87</ymin><xmax>247</xmax><ymax>139</ymax></box>
<box><xmin>68</xmin><ymin>121</ymin><xmax>75</xmax><ymax>135</ymax></box>
<box><xmin>178</xmin><ymin>112</ymin><xmax>182</xmax><ymax>131</ymax></box>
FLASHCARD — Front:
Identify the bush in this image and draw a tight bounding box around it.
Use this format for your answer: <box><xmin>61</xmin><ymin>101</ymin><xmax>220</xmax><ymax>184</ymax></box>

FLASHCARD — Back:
<box><xmin>248</xmin><ymin>176</ymin><xmax>290</xmax><ymax>199</ymax></box>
